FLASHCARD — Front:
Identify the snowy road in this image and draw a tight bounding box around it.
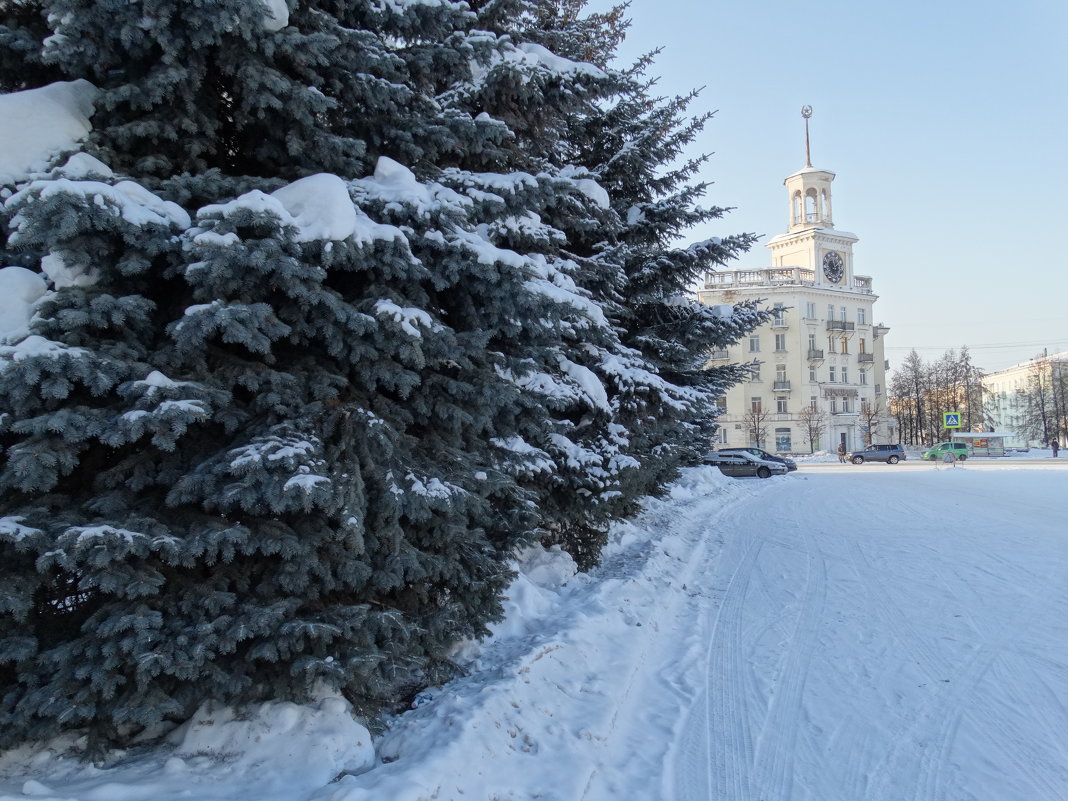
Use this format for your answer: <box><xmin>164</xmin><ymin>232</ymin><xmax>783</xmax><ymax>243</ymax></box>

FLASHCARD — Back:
<box><xmin>666</xmin><ymin>462</ymin><xmax>1068</xmax><ymax>801</ymax></box>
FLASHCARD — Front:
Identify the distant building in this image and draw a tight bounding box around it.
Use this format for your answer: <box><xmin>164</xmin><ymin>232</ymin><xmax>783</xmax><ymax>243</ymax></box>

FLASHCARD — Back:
<box><xmin>697</xmin><ymin>111</ymin><xmax>893</xmax><ymax>454</ymax></box>
<box><xmin>982</xmin><ymin>352</ymin><xmax>1068</xmax><ymax>448</ymax></box>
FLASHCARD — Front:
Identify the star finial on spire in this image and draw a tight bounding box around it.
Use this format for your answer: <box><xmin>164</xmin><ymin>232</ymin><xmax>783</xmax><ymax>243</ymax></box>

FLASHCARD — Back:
<box><xmin>801</xmin><ymin>105</ymin><xmax>813</xmax><ymax>168</ymax></box>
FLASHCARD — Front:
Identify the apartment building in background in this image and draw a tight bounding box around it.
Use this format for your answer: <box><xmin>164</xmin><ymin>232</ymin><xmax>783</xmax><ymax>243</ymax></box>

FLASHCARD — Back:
<box><xmin>982</xmin><ymin>352</ymin><xmax>1068</xmax><ymax>448</ymax></box>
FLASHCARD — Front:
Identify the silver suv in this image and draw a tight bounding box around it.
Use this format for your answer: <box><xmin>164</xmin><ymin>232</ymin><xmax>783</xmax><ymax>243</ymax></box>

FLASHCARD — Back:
<box><xmin>847</xmin><ymin>443</ymin><xmax>906</xmax><ymax>464</ymax></box>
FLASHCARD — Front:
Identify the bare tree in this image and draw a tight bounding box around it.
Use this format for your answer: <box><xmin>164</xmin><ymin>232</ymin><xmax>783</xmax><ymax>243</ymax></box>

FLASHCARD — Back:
<box><xmin>890</xmin><ymin>349</ymin><xmax>928</xmax><ymax>445</ymax></box>
<box><xmin>741</xmin><ymin>406</ymin><xmax>771</xmax><ymax>450</ymax></box>
<box><xmin>858</xmin><ymin>399</ymin><xmax>886</xmax><ymax>446</ymax></box>
<box><xmin>890</xmin><ymin>347</ymin><xmax>988</xmax><ymax>445</ymax></box>
<box><xmin>1017</xmin><ymin>357</ymin><xmax>1055</xmax><ymax>446</ymax></box>
<box><xmin>796</xmin><ymin>404</ymin><xmax>828</xmax><ymax>453</ymax></box>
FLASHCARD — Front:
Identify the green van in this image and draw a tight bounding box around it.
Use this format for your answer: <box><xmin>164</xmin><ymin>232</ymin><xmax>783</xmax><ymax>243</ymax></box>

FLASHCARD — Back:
<box><xmin>922</xmin><ymin>441</ymin><xmax>969</xmax><ymax>461</ymax></box>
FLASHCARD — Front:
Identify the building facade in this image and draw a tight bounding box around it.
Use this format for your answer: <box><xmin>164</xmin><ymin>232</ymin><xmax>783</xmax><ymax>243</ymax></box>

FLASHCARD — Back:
<box><xmin>982</xmin><ymin>352</ymin><xmax>1068</xmax><ymax>448</ymax></box>
<box><xmin>697</xmin><ymin>146</ymin><xmax>893</xmax><ymax>454</ymax></box>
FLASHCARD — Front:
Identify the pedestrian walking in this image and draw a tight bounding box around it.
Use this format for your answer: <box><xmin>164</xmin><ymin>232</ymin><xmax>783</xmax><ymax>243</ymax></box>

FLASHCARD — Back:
<box><xmin>837</xmin><ymin>442</ymin><xmax>847</xmax><ymax>463</ymax></box>
<box><xmin>1053</xmin><ymin>440</ymin><xmax>1060</xmax><ymax>457</ymax></box>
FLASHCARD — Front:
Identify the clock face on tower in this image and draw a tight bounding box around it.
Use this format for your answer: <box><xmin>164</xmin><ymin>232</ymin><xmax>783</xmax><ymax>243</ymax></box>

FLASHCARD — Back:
<box><xmin>823</xmin><ymin>251</ymin><xmax>844</xmax><ymax>283</ymax></box>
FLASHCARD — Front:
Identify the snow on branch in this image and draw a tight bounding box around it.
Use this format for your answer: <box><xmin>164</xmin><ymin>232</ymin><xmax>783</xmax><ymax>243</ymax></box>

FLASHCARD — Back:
<box><xmin>6</xmin><ymin>178</ymin><xmax>191</xmax><ymax>236</ymax></box>
<box><xmin>373</xmin><ymin>299</ymin><xmax>439</xmax><ymax>339</ymax></box>
<box><xmin>0</xmin><ymin>80</ymin><xmax>98</xmax><ymax>186</ymax></box>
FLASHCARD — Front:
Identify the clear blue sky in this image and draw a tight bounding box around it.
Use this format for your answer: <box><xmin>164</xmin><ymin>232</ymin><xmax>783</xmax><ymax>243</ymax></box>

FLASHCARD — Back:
<box><xmin>590</xmin><ymin>0</ymin><xmax>1068</xmax><ymax>373</ymax></box>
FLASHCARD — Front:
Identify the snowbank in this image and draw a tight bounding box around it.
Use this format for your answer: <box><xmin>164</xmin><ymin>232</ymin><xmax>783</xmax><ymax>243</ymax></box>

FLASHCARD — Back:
<box><xmin>0</xmin><ymin>697</ymin><xmax>374</xmax><ymax>801</ymax></box>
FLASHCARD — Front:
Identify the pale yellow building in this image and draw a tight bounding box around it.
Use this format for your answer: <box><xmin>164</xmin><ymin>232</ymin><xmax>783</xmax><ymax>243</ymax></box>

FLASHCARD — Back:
<box><xmin>697</xmin><ymin>120</ymin><xmax>892</xmax><ymax>454</ymax></box>
<box><xmin>981</xmin><ymin>352</ymin><xmax>1068</xmax><ymax>448</ymax></box>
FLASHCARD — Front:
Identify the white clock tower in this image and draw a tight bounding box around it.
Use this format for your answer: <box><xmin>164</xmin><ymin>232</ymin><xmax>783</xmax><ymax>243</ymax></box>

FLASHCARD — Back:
<box><xmin>765</xmin><ymin>106</ymin><xmax>859</xmax><ymax>289</ymax></box>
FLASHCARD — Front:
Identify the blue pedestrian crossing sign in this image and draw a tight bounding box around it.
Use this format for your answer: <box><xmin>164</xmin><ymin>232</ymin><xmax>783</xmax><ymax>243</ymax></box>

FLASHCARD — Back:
<box><xmin>943</xmin><ymin>412</ymin><xmax>961</xmax><ymax>428</ymax></box>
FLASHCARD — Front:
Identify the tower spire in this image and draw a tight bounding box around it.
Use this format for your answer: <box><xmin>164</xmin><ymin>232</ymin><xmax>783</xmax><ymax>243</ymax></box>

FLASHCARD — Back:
<box><xmin>801</xmin><ymin>105</ymin><xmax>813</xmax><ymax>168</ymax></box>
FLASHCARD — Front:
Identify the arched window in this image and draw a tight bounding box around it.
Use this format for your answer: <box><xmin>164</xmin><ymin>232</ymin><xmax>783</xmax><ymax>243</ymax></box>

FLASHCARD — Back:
<box><xmin>792</xmin><ymin>191</ymin><xmax>802</xmax><ymax>225</ymax></box>
<box><xmin>805</xmin><ymin>189</ymin><xmax>818</xmax><ymax>222</ymax></box>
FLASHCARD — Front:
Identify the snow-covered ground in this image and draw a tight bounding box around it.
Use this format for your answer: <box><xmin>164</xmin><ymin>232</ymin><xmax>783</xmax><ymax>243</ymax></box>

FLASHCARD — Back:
<box><xmin>2</xmin><ymin>458</ymin><xmax>1067</xmax><ymax>801</ymax></box>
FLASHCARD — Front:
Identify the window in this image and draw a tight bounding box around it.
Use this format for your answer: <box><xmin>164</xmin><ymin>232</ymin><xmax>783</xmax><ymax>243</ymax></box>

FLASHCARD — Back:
<box><xmin>859</xmin><ymin>338</ymin><xmax>867</xmax><ymax>353</ymax></box>
<box><xmin>875</xmin><ymin>383</ymin><xmax>882</xmax><ymax>396</ymax></box>
<box><xmin>775</xmin><ymin>333</ymin><xmax>787</xmax><ymax>351</ymax></box>
<box><xmin>751</xmin><ymin>397</ymin><xmax>762</xmax><ymax>413</ymax></box>
<box><xmin>809</xmin><ymin>366</ymin><xmax>817</xmax><ymax>382</ymax></box>
<box><xmin>830</xmin><ymin>397</ymin><xmax>838</xmax><ymax>413</ymax></box>
<box><xmin>751</xmin><ymin>363</ymin><xmax>761</xmax><ymax>381</ymax></box>
<box><xmin>776</xmin><ymin>396</ymin><xmax>788</xmax><ymax>414</ymax></box>
<box><xmin>808</xmin><ymin>333</ymin><xmax>817</xmax><ymax>351</ymax></box>
<box><xmin>840</xmin><ymin>335</ymin><xmax>849</xmax><ymax>354</ymax></box>
<box><xmin>805</xmin><ymin>302</ymin><xmax>816</xmax><ymax>318</ymax></box>
<box><xmin>829</xmin><ymin>366</ymin><xmax>837</xmax><ymax>382</ymax></box>
<box><xmin>776</xmin><ymin>364</ymin><xmax>787</xmax><ymax>382</ymax></box>
<box><xmin>715</xmin><ymin>394</ymin><xmax>727</xmax><ymax>410</ymax></box>
<box><xmin>842</xmin><ymin>367</ymin><xmax>849</xmax><ymax>384</ymax></box>
<box><xmin>840</xmin><ymin>306</ymin><xmax>847</xmax><ymax>321</ymax></box>
<box><xmin>775</xmin><ymin>428</ymin><xmax>792</xmax><ymax>453</ymax></box>
<box><xmin>858</xmin><ymin>307</ymin><xmax>866</xmax><ymax>325</ymax></box>
<box><xmin>809</xmin><ymin>395</ymin><xmax>817</xmax><ymax>410</ymax></box>
<box><xmin>860</xmin><ymin>371</ymin><xmax>868</xmax><ymax>385</ymax></box>
<box><xmin>772</xmin><ymin>305</ymin><xmax>785</xmax><ymax>326</ymax></box>
<box><xmin>828</xmin><ymin>336</ymin><xmax>837</xmax><ymax>354</ymax></box>
<box><xmin>749</xmin><ymin>335</ymin><xmax>760</xmax><ymax>353</ymax></box>
<box><xmin>841</xmin><ymin>397</ymin><xmax>851</xmax><ymax>413</ymax></box>
<box><xmin>827</xmin><ymin>304</ymin><xmax>835</xmax><ymax>321</ymax></box>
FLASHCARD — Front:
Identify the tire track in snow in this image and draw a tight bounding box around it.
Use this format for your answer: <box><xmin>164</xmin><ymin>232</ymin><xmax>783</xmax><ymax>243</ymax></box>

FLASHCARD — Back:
<box><xmin>963</xmin><ymin>655</ymin><xmax>1068</xmax><ymax>799</ymax></box>
<box><xmin>744</xmin><ymin>485</ymin><xmax>828</xmax><ymax>801</ymax></box>
<box><xmin>576</xmin><ymin>475</ymin><xmax>755</xmax><ymax>801</ymax></box>
<box><xmin>672</xmin><ymin>483</ymin><xmax>825</xmax><ymax>801</ymax></box>
<box><xmin>750</xmin><ymin>544</ymin><xmax>826</xmax><ymax>801</ymax></box>
<box><xmin>846</xmin><ymin>541</ymin><xmax>955</xmax><ymax>681</ymax></box>
<box><xmin>865</xmin><ymin>576</ymin><xmax>1056</xmax><ymax>801</ymax></box>
<box><xmin>672</xmin><ymin>528</ymin><xmax>763</xmax><ymax>801</ymax></box>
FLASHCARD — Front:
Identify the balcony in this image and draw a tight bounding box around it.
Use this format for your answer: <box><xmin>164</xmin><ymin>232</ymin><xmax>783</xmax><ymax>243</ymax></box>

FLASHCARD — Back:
<box><xmin>701</xmin><ymin>269</ymin><xmax>873</xmax><ymax>295</ymax></box>
<box><xmin>826</xmin><ymin>321</ymin><xmax>855</xmax><ymax>331</ymax></box>
<box><xmin>822</xmin><ymin>387</ymin><xmax>859</xmax><ymax>399</ymax></box>
<box><xmin>709</xmin><ymin>350</ymin><xmax>729</xmax><ymax>360</ymax></box>
<box><xmin>807</xmin><ymin>348</ymin><xmax>824</xmax><ymax>360</ymax></box>
<box><xmin>770</xmin><ymin>318</ymin><xmax>789</xmax><ymax>329</ymax></box>
<box><xmin>773</xmin><ymin>380</ymin><xmax>792</xmax><ymax>391</ymax></box>
<box><xmin>858</xmin><ymin>353</ymin><xmax>874</xmax><ymax>363</ymax></box>
<box><xmin>702</xmin><ymin>267</ymin><xmax>816</xmax><ymax>290</ymax></box>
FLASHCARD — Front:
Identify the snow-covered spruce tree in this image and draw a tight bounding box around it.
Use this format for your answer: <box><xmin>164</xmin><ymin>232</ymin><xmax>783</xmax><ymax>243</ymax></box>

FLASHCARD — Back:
<box><xmin>0</xmin><ymin>0</ymin><xmax>624</xmax><ymax>748</ymax></box>
<box><xmin>431</xmin><ymin>3</ymin><xmax>648</xmax><ymax>567</ymax></box>
<box><xmin>584</xmin><ymin>67</ymin><xmax>772</xmax><ymax>498</ymax></box>
<box><xmin>453</xmin><ymin>0</ymin><xmax>770</xmax><ymax>556</ymax></box>
<box><xmin>12</xmin><ymin>0</ymin><xmax>515</xmax><ymax>186</ymax></box>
